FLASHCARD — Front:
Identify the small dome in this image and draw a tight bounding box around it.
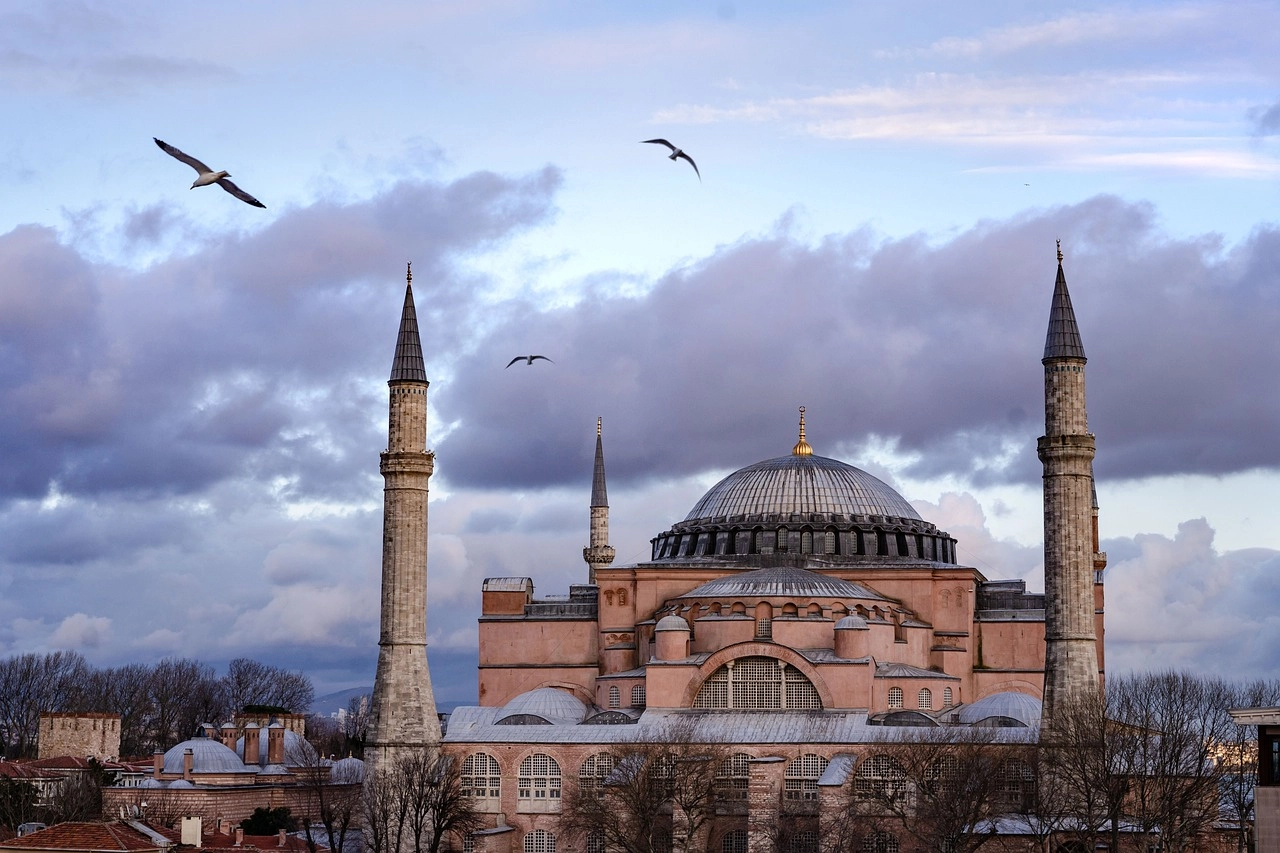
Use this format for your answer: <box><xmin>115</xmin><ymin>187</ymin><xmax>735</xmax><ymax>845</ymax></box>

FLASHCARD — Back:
<box><xmin>684</xmin><ymin>455</ymin><xmax>922</xmax><ymax>522</ymax></box>
<box><xmin>835</xmin><ymin>614</ymin><xmax>868</xmax><ymax>630</ymax></box>
<box><xmin>956</xmin><ymin>691</ymin><xmax>1042</xmax><ymax>727</ymax></box>
<box><xmin>679</xmin><ymin>566</ymin><xmax>889</xmax><ymax>600</ymax></box>
<box><xmin>497</xmin><ymin>687</ymin><xmax>588</xmax><ymax>726</ymax></box>
<box><xmin>656</xmin><ymin>614</ymin><xmax>690</xmax><ymax>632</ymax></box>
<box><xmin>332</xmin><ymin>756</ymin><xmax>366</xmax><ymax>781</ymax></box>
<box><xmin>139</xmin><ymin>778</ymin><xmax>163</xmax><ymax>788</ymax></box>
<box><xmin>259</xmin><ymin>764</ymin><xmax>290</xmax><ymax>776</ymax></box>
<box><xmin>162</xmin><ymin>737</ymin><xmax>250</xmax><ymax>774</ymax></box>
<box><xmin>167</xmin><ymin>779</ymin><xmax>194</xmax><ymax>789</ymax></box>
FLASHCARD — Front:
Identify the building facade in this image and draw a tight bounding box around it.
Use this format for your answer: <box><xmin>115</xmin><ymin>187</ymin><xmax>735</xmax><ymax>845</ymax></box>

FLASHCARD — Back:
<box><xmin>371</xmin><ymin>252</ymin><xmax>1107</xmax><ymax>853</ymax></box>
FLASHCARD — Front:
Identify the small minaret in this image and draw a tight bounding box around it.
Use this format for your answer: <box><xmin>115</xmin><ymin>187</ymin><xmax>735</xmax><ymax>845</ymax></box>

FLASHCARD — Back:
<box><xmin>583</xmin><ymin>418</ymin><xmax>615</xmax><ymax>584</ymax></box>
<box><xmin>367</xmin><ymin>264</ymin><xmax>442</xmax><ymax>773</ymax></box>
<box><xmin>1038</xmin><ymin>243</ymin><xmax>1101</xmax><ymax>727</ymax></box>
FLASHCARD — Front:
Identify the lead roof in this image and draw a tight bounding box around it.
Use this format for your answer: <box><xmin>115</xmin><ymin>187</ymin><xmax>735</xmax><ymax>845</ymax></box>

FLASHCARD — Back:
<box><xmin>1043</xmin><ymin>261</ymin><xmax>1086</xmax><ymax>361</ymax></box>
<box><xmin>389</xmin><ymin>284</ymin><xmax>427</xmax><ymax>382</ymax></box>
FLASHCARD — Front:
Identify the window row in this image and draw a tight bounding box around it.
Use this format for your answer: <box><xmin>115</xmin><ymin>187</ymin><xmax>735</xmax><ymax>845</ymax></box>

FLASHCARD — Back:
<box><xmin>886</xmin><ymin>685</ymin><xmax>953</xmax><ymax>710</ymax></box>
<box><xmin>605</xmin><ymin>684</ymin><xmax>647</xmax><ymax>709</ymax></box>
<box><xmin>497</xmin><ymin>827</ymin><xmax>892</xmax><ymax>853</ymax></box>
<box><xmin>653</xmin><ymin>526</ymin><xmax>955</xmax><ymax>563</ymax></box>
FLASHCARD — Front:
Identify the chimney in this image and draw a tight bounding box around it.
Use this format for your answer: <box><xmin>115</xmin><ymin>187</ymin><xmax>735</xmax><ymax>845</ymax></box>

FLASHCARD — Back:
<box><xmin>181</xmin><ymin>817</ymin><xmax>202</xmax><ymax>846</ymax></box>
<box><xmin>243</xmin><ymin>722</ymin><xmax>260</xmax><ymax>766</ymax></box>
<box><xmin>220</xmin><ymin>723</ymin><xmax>238</xmax><ymax>750</ymax></box>
<box><xmin>235</xmin><ymin>828</ymin><xmax>244</xmax><ymax>847</ymax></box>
<box><xmin>216</xmin><ymin>818</ymin><xmax>225</xmax><ymax>835</ymax></box>
<box><xmin>152</xmin><ymin>750</ymin><xmax>163</xmax><ymax>778</ymax></box>
<box><xmin>267</xmin><ymin>723</ymin><xmax>284</xmax><ymax>765</ymax></box>
<box><xmin>182</xmin><ymin>748</ymin><xmax>194</xmax><ymax>781</ymax></box>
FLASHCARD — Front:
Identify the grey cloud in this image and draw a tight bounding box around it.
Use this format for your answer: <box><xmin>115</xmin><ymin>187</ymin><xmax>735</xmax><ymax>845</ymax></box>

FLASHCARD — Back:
<box><xmin>1249</xmin><ymin>101</ymin><xmax>1280</xmax><ymax>136</ymax></box>
<box><xmin>435</xmin><ymin>195</ymin><xmax>1280</xmax><ymax>491</ymax></box>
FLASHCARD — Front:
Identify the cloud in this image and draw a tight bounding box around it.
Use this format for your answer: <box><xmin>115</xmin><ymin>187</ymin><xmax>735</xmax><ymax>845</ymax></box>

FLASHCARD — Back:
<box><xmin>49</xmin><ymin>613</ymin><xmax>111</xmax><ymax>649</ymax></box>
<box><xmin>1104</xmin><ymin>518</ymin><xmax>1280</xmax><ymax>679</ymax></box>
<box><xmin>1249</xmin><ymin>100</ymin><xmax>1280</xmax><ymax>136</ymax></box>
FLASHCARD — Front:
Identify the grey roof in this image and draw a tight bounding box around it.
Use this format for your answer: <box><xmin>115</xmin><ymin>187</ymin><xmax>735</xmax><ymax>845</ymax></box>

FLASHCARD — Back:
<box><xmin>1043</xmin><ymin>260</ymin><xmax>1086</xmax><ymax>361</ymax></box>
<box><xmin>818</xmin><ymin>753</ymin><xmax>858</xmax><ymax>786</ymax></box>
<box><xmin>956</xmin><ymin>691</ymin><xmax>1042</xmax><ymax>726</ymax></box>
<box><xmin>655</xmin><ymin>614</ymin><xmax>690</xmax><ymax>632</ymax></box>
<box><xmin>591</xmin><ymin>422</ymin><xmax>608</xmax><ymax>508</ymax></box>
<box><xmin>443</xmin><ymin>707</ymin><xmax>1038</xmax><ymax>746</ymax></box>
<box><xmin>482</xmin><ymin>577</ymin><xmax>533</xmax><ymax>592</ymax></box>
<box><xmin>835</xmin><ymin>614</ymin><xmax>869</xmax><ymax>630</ymax></box>
<box><xmin>162</xmin><ymin>736</ymin><xmax>253</xmax><ymax>774</ymax></box>
<box><xmin>684</xmin><ymin>454</ymin><xmax>922</xmax><ymax>522</ymax></box>
<box><xmin>389</xmin><ymin>283</ymin><xmax>427</xmax><ymax>382</ymax></box>
<box><xmin>497</xmin><ymin>688</ymin><xmax>590</xmax><ymax>725</ymax></box>
<box><xmin>875</xmin><ymin>662</ymin><xmax>960</xmax><ymax>680</ymax></box>
<box><xmin>678</xmin><ymin>566</ymin><xmax>890</xmax><ymax>601</ymax></box>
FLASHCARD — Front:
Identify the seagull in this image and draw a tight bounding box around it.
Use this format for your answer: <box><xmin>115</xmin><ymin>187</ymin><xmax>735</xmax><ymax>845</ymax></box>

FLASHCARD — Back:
<box><xmin>505</xmin><ymin>355</ymin><xmax>554</xmax><ymax>368</ymax></box>
<box><xmin>641</xmin><ymin>139</ymin><xmax>700</xmax><ymax>181</ymax></box>
<box><xmin>153</xmin><ymin>138</ymin><xmax>266</xmax><ymax>208</ymax></box>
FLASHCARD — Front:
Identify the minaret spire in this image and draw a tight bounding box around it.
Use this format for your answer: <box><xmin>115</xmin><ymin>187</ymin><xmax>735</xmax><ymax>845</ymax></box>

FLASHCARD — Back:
<box><xmin>1038</xmin><ymin>244</ymin><xmax>1101</xmax><ymax>728</ymax></box>
<box><xmin>583</xmin><ymin>417</ymin><xmax>615</xmax><ymax>584</ymax></box>
<box><xmin>367</xmin><ymin>266</ymin><xmax>441</xmax><ymax>772</ymax></box>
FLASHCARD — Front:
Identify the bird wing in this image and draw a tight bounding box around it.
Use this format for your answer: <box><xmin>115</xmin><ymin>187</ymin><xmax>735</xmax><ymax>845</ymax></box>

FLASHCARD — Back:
<box><xmin>216</xmin><ymin>178</ymin><xmax>266</xmax><ymax>208</ymax></box>
<box><xmin>641</xmin><ymin>138</ymin><xmax>676</xmax><ymax>151</ymax></box>
<box><xmin>675</xmin><ymin>151</ymin><xmax>701</xmax><ymax>181</ymax></box>
<box><xmin>154</xmin><ymin>138</ymin><xmax>212</xmax><ymax>174</ymax></box>
<box><xmin>505</xmin><ymin>356</ymin><xmax>523</xmax><ymax>368</ymax></box>
<box><xmin>530</xmin><ymin>355</ymin><xmax>554</xmax><ymax>363</ymax></box>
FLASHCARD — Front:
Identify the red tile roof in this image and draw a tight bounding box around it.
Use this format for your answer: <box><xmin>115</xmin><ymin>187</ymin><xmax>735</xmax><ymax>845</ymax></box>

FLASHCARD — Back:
<box><xmin>0</xmin><ymin>823</ymin><xmax>168</xmax><ymax>852</ymax></box>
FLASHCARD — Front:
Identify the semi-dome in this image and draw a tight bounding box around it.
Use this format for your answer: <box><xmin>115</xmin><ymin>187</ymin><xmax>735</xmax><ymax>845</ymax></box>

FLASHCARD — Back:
<box><xmin>655</xmin><ymin>614</ymin><xmax>690</xmax><ymax>632</ymax></box>
<box><xmin>956</xmin><ymin>691</ymin><xmax>1042</xmax><ymax>728</ymax></box>
<box><xmin>678</xmin><ymin>566</ymin><xmax>889</xmax><ymax>601</ymax></box>
<box><xmin>496</xmin><ymin>687</ymin><xmax>589</xmax><ymax>726</ymax></box>
<box><xmin>686</xmin><ymin>454</ymin><xmax>922</xmax><ymax>523</ymax></box>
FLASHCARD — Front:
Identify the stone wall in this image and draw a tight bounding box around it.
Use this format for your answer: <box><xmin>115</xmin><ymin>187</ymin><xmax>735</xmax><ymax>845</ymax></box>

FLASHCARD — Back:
<box><xmin>38</xmin><ymin>713</ymin><xmax>121</xmax><ymax>760</ymax></box>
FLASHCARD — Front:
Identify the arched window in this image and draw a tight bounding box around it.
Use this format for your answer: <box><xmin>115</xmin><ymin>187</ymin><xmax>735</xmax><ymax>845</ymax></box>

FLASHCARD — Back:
<box><xmin>784</xmin><ymin>753</ymin><xmax>829</xmax><ymax>801</ymax></box>
<box><xmin>607</xmin><ymin>686</ymin><xmax>620</xmax><ymax>709</ymax></box>
<box><xmin>586</xmin><ymin>833</ymin><xmax>605</xmax><ymax>853</ymax></box>
<box><xmin>631</xmin><ymin>685</ymin><xmax>646</xmax><ymax>708</ymax></box>
<box><xmin>854</xmin><ymin>755</ymin><xmax>906</xmax><ymax>800</ymax></box>
<box><xmin>861</xmin><ymin>832</ymin><xmax>899</xmax><ymax>853</ymax></box>
<box><xmin>524</xmin><ymin>830</ymin><xmax>556</xmax><ymax>853</ymax></box>
<box><xmin>925</xmin><ymin>755</ymin><xmax>961</xmax><ymax>794</ymax></box>
<box><xmin>694</xmin><ymin>657</ymin><xmax>822</xmax><ymax>710</ymax></box>
<box><xmin>460</xmin><ymin>752</ymin><xmax>500</xmax><ymax>801</ymax></box>
<box><xmin>823</xmin><ymin>528</ymin><xmax>838</xmax><ymax>555</ymax></box>
<box><xmin>918</xmin><ymin>688</ymin><xmax>932</xmax><ymax>710</ymax></box>
<box><xmin>789</xmin><ymin>832</ymin><xmax>818</xmax><ymax>853</ymax></box>
<box><xmin>943</xmin><ymin>687</ymin><xmax>954</xmax><ymax>707</ymax></box>
<box><xmin>716</xmin><ymin>753</ymin><xmax>751</xmax><ymax>801</ymax></box>
<box><xmin>721</xmin><ymin>830</ymin><xmax>747</xmax><ymax>853</ymax></box>
<box><xmin>776</xmin><ymin>528</ymin><xmax>789</xmax><ymax>552</ymax></box>
<box><xmin>518</xmin><ymin>754</ymin><xmax>561</xmax><ymax>809</ymax></box>
<box><xmin>998</xmin><ymin>757</ymin><xmax>1034</xmax><ymax>812</ymax></box>
<box><xmin>888</xmin><ymin>687</ymin><xmax>904</xmax><ymax>709</ymax></box>
<box><xmin>579</xmin><ymin>752</ymin><xmax>616</xmax><ymax>800</ymax></box>
<box><xmin>800</xmin><ymin>529</ymin><xmax>813</xmax><ymax>553</ymax></box>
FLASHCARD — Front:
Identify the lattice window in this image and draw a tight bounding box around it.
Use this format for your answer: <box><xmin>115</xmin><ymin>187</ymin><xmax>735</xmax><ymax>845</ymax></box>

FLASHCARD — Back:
<box><xmin>716</xmin><ymin>753</ymin><xmax>751</xmax><ymax>801</ymax></box>
<box><xmin>998</xmin><ymin>757</ymin><xmax>1034</xmax><ymax>811</ymax></box>
<box><xmin>888</xmin><ymin>687</ymin><xmax>904</xmax><ymax>709</ymax></box>
<box><xmin>854</xmin><ymin>755</ymin><xmax>907</xmax><ymax>800</ymax></box>
<box><xmin>784</xmin><ymin>753</ymin><xmax>828</xmax><ymax>800</ymax></box>
<box><xmin>943</xmin><ymin>687</ymin><xmax>953</xmax><ymax>707</ymax></box>
<box><xmin>861</xmin><ymin>833</ymin><xmax>899</xmax><ymax>853</ymax></box>
<box><xmin>756</xmin><ymin>618</ymin><xmax>773</xmax><ymax>640</ymax></box>
<box><xmin>694</xmin><ymin>657</ymin><xmax>822</xmax><ymax>710</ymax></box>
<box><xmin>801</xmin><ymin>529</ymin><xmax>813</xmax><ymax>553</ymax></box>
<box><xmin>823</xmin><ymin>529</ymin><xmax>838</xmax><ymax>555</ymax></box>
<box><xmin>524</xmin><ymin>830</ymin><xmax>556</xmax><ymax>853</ymax></box>
<box><xmin>463</xmin><ymin>836</ymin><xmax>474</xmax><ymax>853</ymax></box>
<box><xmin>608</xmin><ymin>686</ymin><xmax>620</xmax><ymax>709</ymax></box>
<box><xmin>925</xmin><ymin>755</ymin><xmax>960</xmax><ymax>794</ymax></box>
<box><xmin>586</xmin><ymin>833</ymin><xmax>605</xmax><ymax>853</ymax></box>
<box><xmin>789</xmin><ymin>832</ymin><xmax>818</xmax><ymax>853</ymax></box>
<box><xmin>461</xmin><ymin>752</ymin><xmax>501</xmax><ymax>800</ymax></box>
<box><xmin>631</xmin><ymin>685</ymin><xmax>646</xmax><ymax>708</ymax></box>
<box><xmin>518</xmin><ymin>753</ymin><xmax>561</xmax><ymax>803</ymax></box>
<box><xmin>918</xmin><ymin>688</ymin><xmax>932</xmax><ymax>710</ymax></box>
<box><xmin>721</xmin><ymin>830</ymin><xmax>747</xmax><ymax>853</ymax></box>
<box><xmin>579</xmin><ymin>753</ymin><xmax>617</xmax><ymax>800</ymax></box>
<box><xmin>776</xmin><ymin>528</ymin><xmax>789</xmax><ymax>552</ymax></box>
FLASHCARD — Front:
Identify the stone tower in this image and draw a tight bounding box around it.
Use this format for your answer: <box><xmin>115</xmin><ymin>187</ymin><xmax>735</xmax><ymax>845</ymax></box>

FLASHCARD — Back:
<box><xmin>367</xmin><ymin>264</ymin><xmax>442</xmax><ymax>773</ymax></box>
<box><xmin>583</xmin><ymin>417</ymin><xmax>615</xmax><ymax>584</ymax></box>
<box><xmin>1038</xmin><ymin>243</ymin><xmax>1101</xmax><ymax>726</ymax></box>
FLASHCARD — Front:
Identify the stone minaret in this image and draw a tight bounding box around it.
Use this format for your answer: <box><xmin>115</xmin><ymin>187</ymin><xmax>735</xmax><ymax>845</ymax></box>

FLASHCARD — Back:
<box><xmin>367</xmin><ymin>264</ymin><xmax>442</xmax><ymax>773</ymax></box>
<box><xmin>1039</xmin><ymin>243</ymin><xmax>1101</xmax><ymax>727</ymax></box>
<box><xmin>583</xmin><ymin>418</ymin><xmax>615</xmax><ymax>584</ymax></box>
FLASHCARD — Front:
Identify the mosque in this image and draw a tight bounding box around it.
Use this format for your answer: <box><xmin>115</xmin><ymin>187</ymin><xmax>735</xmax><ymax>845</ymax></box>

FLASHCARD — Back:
<box><xmin>365</xmin><ymin>252</ymin><xmax>1105</xmax><ymax>853</ymax></box>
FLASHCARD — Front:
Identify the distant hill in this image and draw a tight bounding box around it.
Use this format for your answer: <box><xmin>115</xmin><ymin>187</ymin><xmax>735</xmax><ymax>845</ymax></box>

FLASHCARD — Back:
<box><xmin>310</xmin><ymin>686</ymin><xmax>372</xmax><ymax>717</ymax></box>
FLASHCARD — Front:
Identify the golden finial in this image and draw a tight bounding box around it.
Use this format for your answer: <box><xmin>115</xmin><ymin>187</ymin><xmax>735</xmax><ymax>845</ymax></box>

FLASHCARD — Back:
<box><xmin>406</xmin><ymin>261</ymin><xmax>413</xmax><ymax>286</ymax></box>
<box><xmin>792</xmin><ymin>406</ymin><xmax>813</xmax><ymax>456</ymax></box>
<box><xmin>597</xmin><ymin>417</ymin><xmax>602</xmax><ymax>437</ymax></box>
<box><xmin>1056</xmin><ymin>240</ymin><xmax>1063</xmax><ymax>264</ymax></box>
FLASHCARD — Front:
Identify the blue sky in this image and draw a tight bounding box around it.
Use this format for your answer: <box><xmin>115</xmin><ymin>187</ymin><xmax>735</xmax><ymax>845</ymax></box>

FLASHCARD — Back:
<box><xmin>2</xmin><ymin>0</ymin><xmax>1278</xmax><ymax>700</ymax></box>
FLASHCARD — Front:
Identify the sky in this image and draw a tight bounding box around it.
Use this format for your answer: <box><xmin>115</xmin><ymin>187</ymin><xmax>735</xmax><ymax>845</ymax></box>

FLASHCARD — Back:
<box><xmin>1</xmin><ymin>0</ymin><xmax>1279</xmax><ymax>704</ymax></box>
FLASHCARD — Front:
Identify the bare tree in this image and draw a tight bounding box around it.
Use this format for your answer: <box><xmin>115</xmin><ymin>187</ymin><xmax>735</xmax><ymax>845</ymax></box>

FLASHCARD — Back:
<box><xmin>223</xmin><ymin>658</ymin><xmax>315</xmax><ymax>714</ymax></box>
<box><xmin>361</xmin><ymin>750</ymin><xmax>482</xmax><ymax>853</ymax></box>
<box><xmin>0</xmin><ymin>651</ymin><xmax>90</xmax><ymax>758</ymax></box>
<box><xmin>1222</xmin><ymin>678</ymin><xmax>1280</xmax><ymax>853</ymax></box>
<box><xmin>287</xmin><ymin>739</ymin><xmax>363</xmax><ymax>853</ymax></box>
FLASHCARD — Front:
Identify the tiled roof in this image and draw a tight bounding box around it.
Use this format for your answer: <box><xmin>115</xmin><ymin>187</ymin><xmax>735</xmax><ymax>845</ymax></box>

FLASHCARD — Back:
<box><xmin>0</xmin><ymin>822</ymin><xmax>167</xmax><ymax>852</ymax></box>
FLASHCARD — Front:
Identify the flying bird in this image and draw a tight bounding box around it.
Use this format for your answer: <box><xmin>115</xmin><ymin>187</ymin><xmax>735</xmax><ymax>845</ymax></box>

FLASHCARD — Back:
<box><xmin>641</xmin><ymin>139</ymin><xmax>700</xmax><ymax>181</ymax></box>
<box><xmin>153</xmin><ymin>138</ymin><xmax>266</xmax><ymax>208</ymax></box>
<box><xmin>506</xmin><ymin>355</ymin><xmax>554</xmax><ymax>368</ymax></box>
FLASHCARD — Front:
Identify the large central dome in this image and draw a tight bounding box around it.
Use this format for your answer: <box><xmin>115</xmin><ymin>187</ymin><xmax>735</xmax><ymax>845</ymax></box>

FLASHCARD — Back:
<box><xmin>684</xmin><ymin>454</ymin><xmax>922</xmax><ymax>523</ymax></box>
